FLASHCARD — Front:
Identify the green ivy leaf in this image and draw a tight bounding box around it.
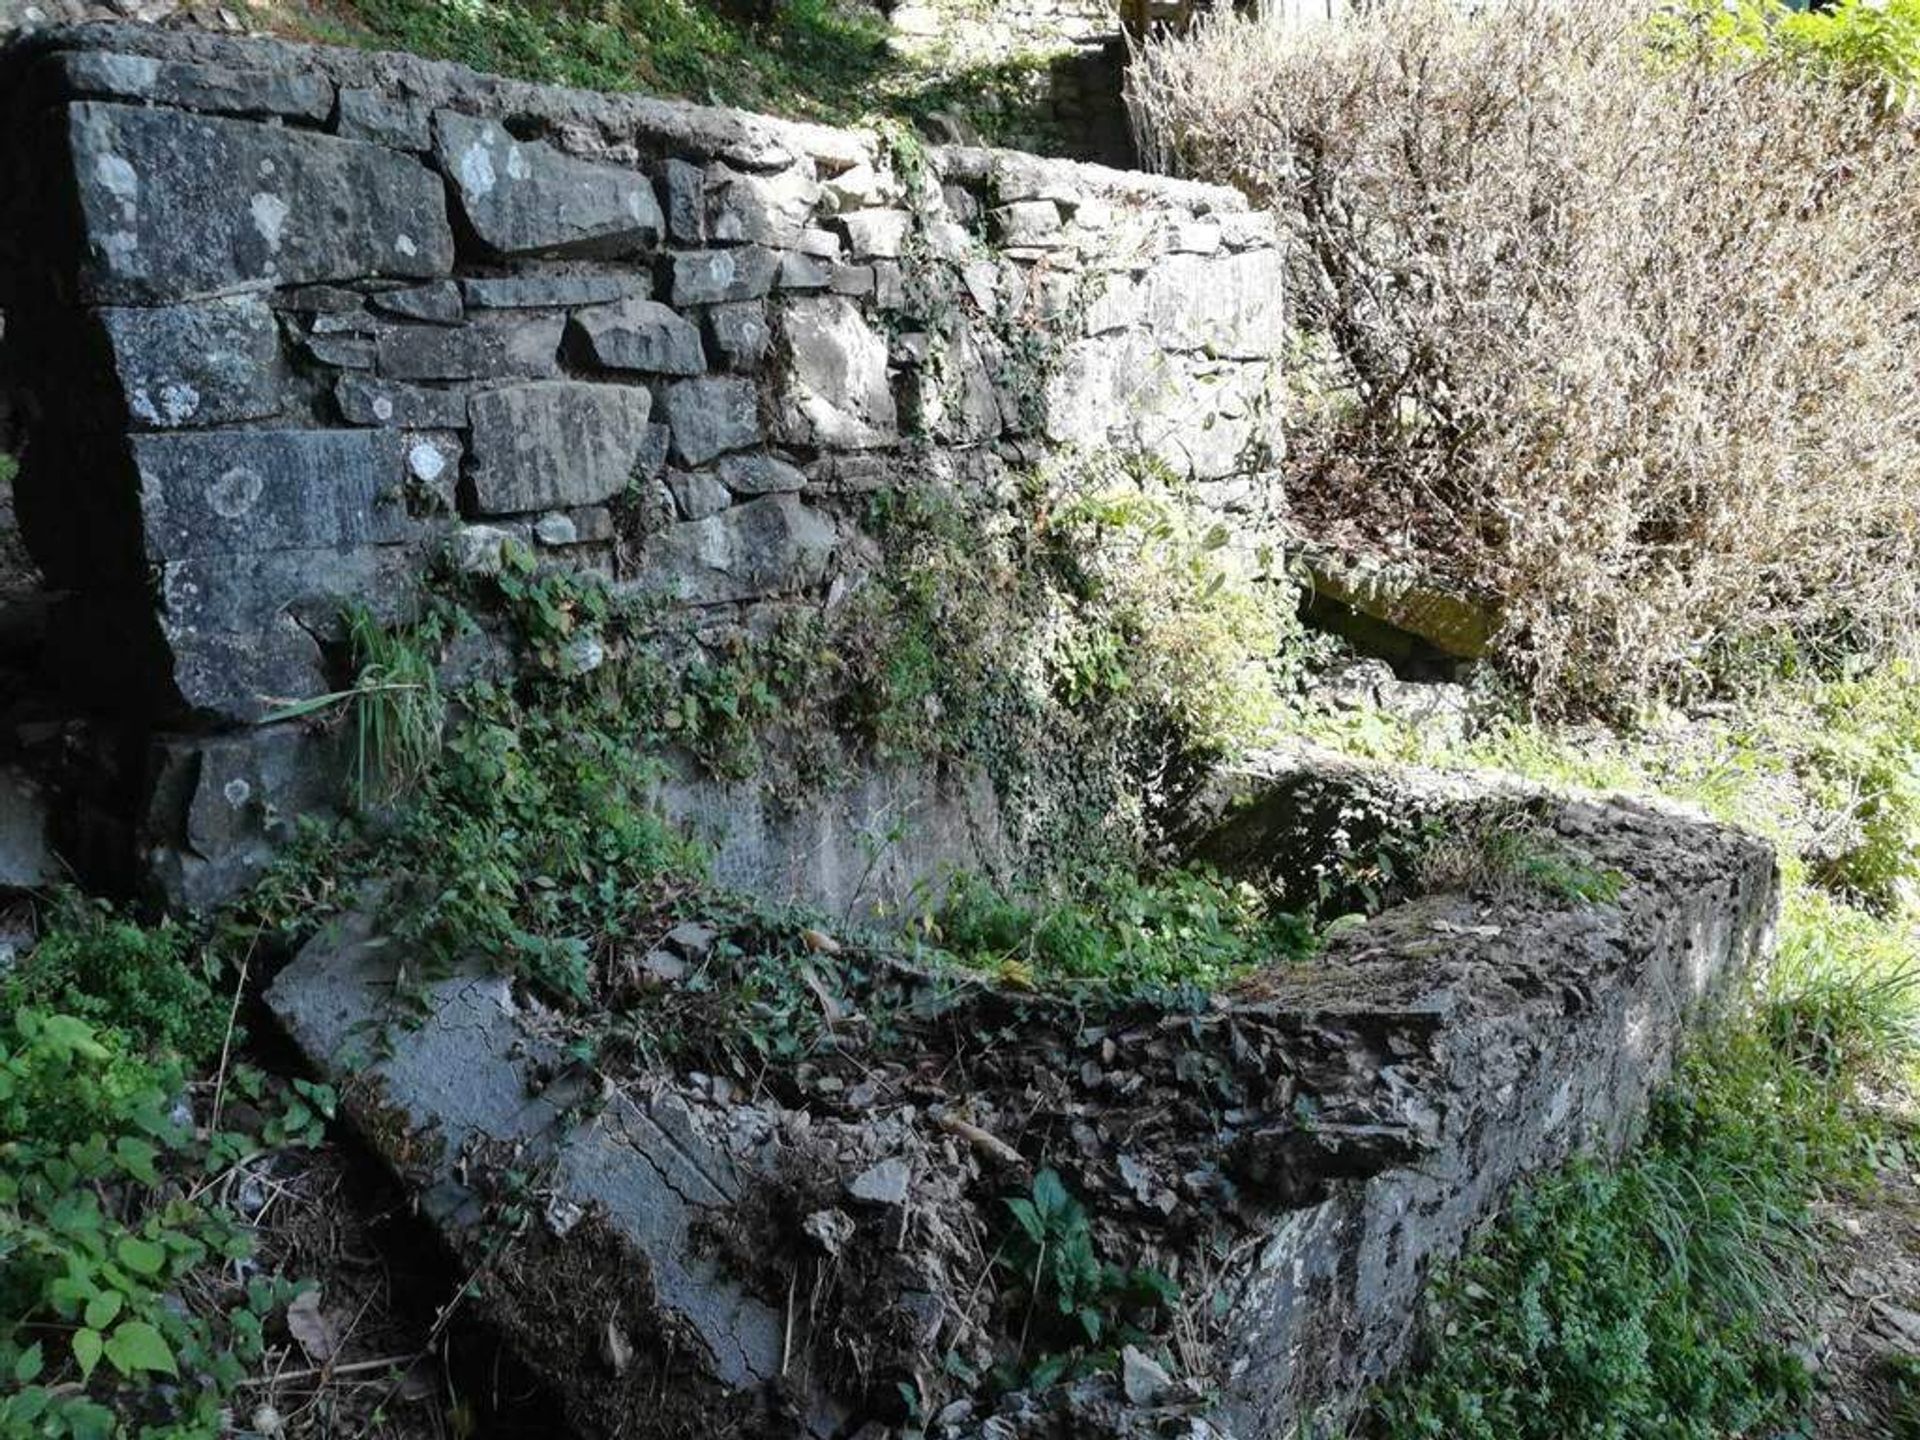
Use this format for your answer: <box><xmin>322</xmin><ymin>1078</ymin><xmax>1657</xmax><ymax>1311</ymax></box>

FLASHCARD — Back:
<box><xmin>104</xmin><ymin>1320</ymin><xmax>177</xmax><ymax>1378</ymax></box>
<box><xmin>113</xmin><ymin>1136</ymin><xmax>160</xmax><ymax>1185</ymax></box>
<box><xmin>12</xmin><ymin>1343</ymin><xmax>43</xmax><ymax>1385</ymax></box>
<box><xmin>84</xmin><ymin>1291</ymin><xmax>122</xmax><ymax>1331</ymax></box>
<box><xmin>72</xmin><ymin>1328</ymin><xmax>103</xmax><ymax>1381</ymax></box>
<box><xmin>115</xmin><ymin>1236</ymin><xmax>166</xmax><ymax>1277</ymax></box>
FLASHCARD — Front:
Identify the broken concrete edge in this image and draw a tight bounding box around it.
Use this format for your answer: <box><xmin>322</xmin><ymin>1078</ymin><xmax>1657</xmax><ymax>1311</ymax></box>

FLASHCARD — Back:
<box><xmin>0</xmin><ymin>21</ymin><xmax>1251</xmax><ymax>215</ymax></box>
<box><xmin>264</xmin><ymin>749</ymin><xmax>1779</xmax><ymax>1437</ymax></box>
<box><xmin>1293</xmin><ymin>540</ymin><xmax>1498</xmax><ymax>662</ymax></box>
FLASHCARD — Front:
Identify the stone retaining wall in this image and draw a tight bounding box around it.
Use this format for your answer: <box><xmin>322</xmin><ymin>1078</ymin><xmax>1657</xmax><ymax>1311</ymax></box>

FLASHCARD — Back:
<box><xmin>0</xmin><ymin>22</ymin><xmax>1285</xmax><ymax>908</ymax></box>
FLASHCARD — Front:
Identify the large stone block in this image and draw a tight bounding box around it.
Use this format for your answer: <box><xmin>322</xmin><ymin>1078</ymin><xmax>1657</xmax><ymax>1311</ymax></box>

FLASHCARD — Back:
<box><xmin>665</xmin><ymin>248</ymin><xmax>779</xmax><ymax>306</ymax></box>
<box><xmin>467</xmin><ymin>381</ymin><xmax>654</xmax><ymax>513</ymax></box>
<box><xmin>568</xmin><ymin>298</ymin><xmax>705</xmax><ymax>376</ymax></box>
<box><xmin>375</xmin><ymin>314</ymin><xmax>564</xmax><ymax>381</ymax></box>
<box><xmin>131</xmin><ymin>429</ymin><xmax>409</xmax><ymax>561</ymax></box>
<box><xmin>155</xmin><ymin>544</ymin><xmax>424</xmax><ymax>722</ymax></box>
<box><xmin>639</xmin><ymin>493</ymin><xmax>835</xmax><ymax>603</ymax></box>
<box><xmin>705</xmin><ymin>160</ymin><xmax>818</xmax><ymax>247</ymax></box>
<box><xmin>65</xmin><ymin>102</ymin><xmax>454</xmax><ymax>304</ymax></box>
<box><xmin>51</xmin><ymin>50</ymin><xmax>334</xmax><ymax>121</ymax></box>
<box><xmin>141</xmin><ymin>725</ymin><xmax>345</xmax><ymax>911</ymax></box>
<box><xmin>661</xmin><ymin>377</ymin><xmax>761</xmax><ymax>466</ymax></box>
<box><xmin>775</xmin><ymin>295</ymin><xmax>897</xmax><ymax>450</ymax></box>
<box><xmin>335</xmin><ymin>375</ymin><xmax>471</xmax><ymax>430</ymax></box>
<box><xmin>1142</xmin><ymin>249</ymin><xmax>1286</xmax><ymax>359</ymax></box>
<box><xmin>96</xmin><ymin>295</ymin><xmax>284</xmax><ymax>429</ymax></box>
<box><xmin>434</xmin><ymin>112</ymin><xmax>664</xmax><ymax>260</ymax></box>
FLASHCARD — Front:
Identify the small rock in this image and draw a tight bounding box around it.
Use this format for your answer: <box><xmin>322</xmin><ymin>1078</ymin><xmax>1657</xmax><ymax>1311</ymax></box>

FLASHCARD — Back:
<box><xmin>534</xmin><ymin>512</ymin><xmax>578</xmax><ymax>546</ymax></box>
<box><xmin>450</xmin><ymin>525</ymin><xmax>514</xmax><ymax>576</ymax></box>
<box><xmin>1121</xmin><ymin>1344</ymin><xmax>1173</xmax><ymax>1406</ymax></box>
<box><xmin>848</xmin><ymin>1156</ymin><xmax>912</xmax><ymax>1207</ymax></box>
<box><xmin>641</xmin><ymin>949</ymin><xmax>688</xmax><ymax>983</ymax></box>
<box><xmin>666</xmin><ymin>921</ymin><xmax>717</xmax><ymax>958</ymax></box>
<box><xmin>802</xmin><ymin>1207</ymin><xmax>855</xmax><ymax>1256</ymax></box>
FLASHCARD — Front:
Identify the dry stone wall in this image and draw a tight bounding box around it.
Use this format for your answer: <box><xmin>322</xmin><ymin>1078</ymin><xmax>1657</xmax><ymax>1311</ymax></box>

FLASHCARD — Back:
<box><xmin>0</xmin><ymin>21</ymin><xmax>1285</xmax><ymax>909</ymax></box>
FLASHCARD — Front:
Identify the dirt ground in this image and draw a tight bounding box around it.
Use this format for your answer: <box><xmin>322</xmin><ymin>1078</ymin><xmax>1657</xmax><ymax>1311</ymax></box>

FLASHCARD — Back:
<box><xmin>1807</xmin><ymin>1113</ymin><xmax>1920</xmax><ymax>1440</ymax></box>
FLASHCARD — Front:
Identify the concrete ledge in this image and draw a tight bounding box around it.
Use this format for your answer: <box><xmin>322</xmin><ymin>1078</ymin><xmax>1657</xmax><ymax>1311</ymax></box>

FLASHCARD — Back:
<box><xmin>267</xmin><ymin>752</ymin><xmax>1776</xmax><ymax>1436</ymax></box>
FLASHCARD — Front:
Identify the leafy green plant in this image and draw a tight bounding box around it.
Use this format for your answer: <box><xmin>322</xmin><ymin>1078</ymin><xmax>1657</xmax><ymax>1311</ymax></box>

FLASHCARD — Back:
<box><xmin>0</xmin><ymin>1008</ymin><xmax>282</xmax><ymax>1440</ymax></box>
<box><xmin>2</xmin><ymin>897</ymin><xmax>223</xmax><ymax>1064</ymax></box>
<box><xmin>997</xmin><ymin>1167</ymin><xmax>1177</xmax><ymax>1388</ymax></box>
<box><xmin>930</xmin><ymin>864</ymin><xmax>1313</xmax><ymax>991</ymax></box>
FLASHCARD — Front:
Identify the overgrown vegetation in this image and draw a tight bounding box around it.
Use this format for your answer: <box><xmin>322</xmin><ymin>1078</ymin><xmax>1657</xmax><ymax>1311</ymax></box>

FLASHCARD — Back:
<box><xmin>1133</xmin><ymin>0</ymin><xmax>1920</xmax><ymax>715</ymax></box>
<box><xmin>0</xmin><ymin>903</ymin><xmax>324</xmax><ymax>1440</ymax></box>
<box><xmin>1310</xmin><ymin>665</ymin><xmax>1920</xmax><ymax>1437</ymax></box>
<box><xmin>284</xmin><ymin>0</ymin><xmax>1077</xmax><ymax>146</ymax></box>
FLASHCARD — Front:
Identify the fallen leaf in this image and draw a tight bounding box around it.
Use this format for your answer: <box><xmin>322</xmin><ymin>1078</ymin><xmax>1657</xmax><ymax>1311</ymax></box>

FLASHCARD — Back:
<box><xmin>285</xmin><ymin>1290</ymin><xmax>337</xmax><ymax>1363</ymax></box>
<box><xmin>601</xmin><ymin>1316</ymin><xmax>634</xmax><ymax>1375</ymax></box>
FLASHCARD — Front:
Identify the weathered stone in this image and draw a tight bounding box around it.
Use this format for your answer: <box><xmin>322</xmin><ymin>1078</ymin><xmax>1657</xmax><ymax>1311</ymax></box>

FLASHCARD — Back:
<box><xmin>828</xmin><ymin>265</ymin><xmax>874</xmax><ymax>298</ymax></box>
<box><xmin>705</xmin><ymin>302</ymin><xmax>772</xmax><ymax>370</ymax></box>
<box><xmin>533</xmin><ymin>512</ymin><xmax>577</xmax><ymax>546</ymax></box>
<box><xmin>665</xmin><ymin>248</ymin><xmax>779</xmax><ymax>306</ymax></box>
<box><xmin>846</xmin><ymin>1157</ymin><xmax>911</xmax><ymax>1207</ymax></box>
<box><xmin>53</xmin><ymin>50</ymin><xmax>333</xmax><ymax>121</ymax></box>
<box><xmin>371</xmin><ymin>281</ymin><xmax>464</xmax><ymax>324</ymax></box>
<box><xmin>131</xmin><ymin>429</ymin><xmax>407</xmax><ymax>560</ymax></box>
<box><xmin>334</xmin><ymin>375</ymin><xmax>470</xmax><ymax>430</ymax></box>
<box><xmin>1141</xmin><ymin>250</ymin><xmax>1286</xmax><ymax>359</ymax></box>
<box><xmin>822</xmin><ymin>161</ymin><xmax>893</xmax><ymax>213</ymax></box>
<box><xmin>660</xmin><ymin>158</ymin><xmax>706</xmax><ymax>245</ymax></box>
<box><xmin>661</xmin><ymin>377</ymin><xmax>761</xmax><ymax>466</ymax></box>
<box><xmin>450</xmin><ymin>524</ymin><xmax>516</xmax><ymax>576</ymax></box>
<box><xmin>1167</xmin><ymin>221</ymin><xmax>1224</xmax><ymax>255</ymax></box>
<box><xmin>459</xmin><ymin>273</ymin><xmax>646</xmax><ymax>309</ymax></box>
<box><xmin>155</xmin><ymin>544</ymin><xmax>422</xmax><ymax>722</ymax></box>
<box><xmin>142</xmin><ymin>725</ymin><xmax>345</xmax><ymax>910</ymax></box>
<box><xmin>1120</xmin><ymin>1346</ymin><xmax>1172</xmax><ymax>1406</ymax></box>
<box><xmin>96</xmin><ymin>296</ymin><xmax>283</xmax><ymax>429</ymax></box>
<box><xmin>836</xmin><ymin>208</ymin><xmax>911</xmax><ymax>260</ymax></box>
<box><xmin>0</xmin><ymin>767</ymin><xmax>56</xmax><ymax>892</ymax></box>
<box><xmin>640</xmin><ymin>493</ymin><xmax>835</xmax><ymax>603</ymax></box>
<box><xmin>336</xmin><ymin>88</ymin><xmax>434</xmax><ymax>149</ymax></box>
<box><xmin>707</xmin><ymin>160</ymin><xmax>818</xmax><ymax>247</ymax></box>
<box><xmin>404</xmin><ymin>433</ymin><xmax>462</xmax><ymax>513</ymax></box>
<box><xmin>467</xmin><ymin>381</ymin><xmax>653</xmax><ymax>512</ymax></box>
<box><xmin>375</xmin><ymin>314</ymin><xmax>564</xmax><ymax>381</ymax></box>
<box><xmin>990</xmin><ymin>200</ymin><xmax>1064</xmax><ymax>246</ymax></box>
<box><xmin>666</xmin><ymin>469</ymin><xmax>731</xmax><ymax>521</ymax></box>
<box><xmin>1083</xmin><ymin>272</ymin><xmax>1142</xmax><ymax>335</ymax></box>
<box><xmin>776</xmin><ymin>296</ymin><xmax>897</xmax><ymax>450</ymax></box>
<box><xmin>66</xmin><ymin>102</ymin><xmax>453</xmax><ymax>304</ymax></box>
<box><xmin>796</xmin><ymin>227</ymin><xmax>842</xmax><ymax>259</ymax></box>
<box><xmin>568</xmin><ymin>298</ymin><xmax>705</xmax><ymax>376</ymax></box>
<box><xmin>777</xmin><ymin>252</ymin><xmax>832</xmax><ymax>291</ymax></box>
<box><xmin>434</xmin><ymin>111</ymin><xmax>663</xmax><ymax>259</ymax></box>
<box><xmin>716</xmin><ymin>453</ymin><xmax>804</xmax><ymax>496</ymax></box>
<box><xmin>635</xmin><ymin>422</ymin><xmax>672</xmax><ymax>481</ymax></box>
<box><xmin>304</xmin><ymin>334</ymin><xmax>376</xmax><ymax>369</ymax></box>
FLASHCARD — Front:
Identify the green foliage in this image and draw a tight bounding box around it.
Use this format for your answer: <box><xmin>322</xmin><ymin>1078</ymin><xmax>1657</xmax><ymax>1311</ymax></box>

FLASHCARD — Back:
<box><xmin>1474</xmin><ymin>827</ymin><xmax>1626</xmax><ymax>905</ymax></box>
<box><xmin>930</xmin><ymin>864</ymin><xmax>1314</xmax><ymax>991</ymax></box>
<box><xmin>1666</xmin><ymin>0</ymin><xmax>1920</xmax><ymax>105</ymax></box>
<box><xmin>341</xmin><ymin>0</ymin><xmax>891</xmax><ymax>122</ymax></box>
<box><xmin>996</xmin><ymin>1167</ymin><xmax>1177</xmax><ymax>1388</ymax></box>
<box><xmin>0</xmin><ymin>1008</ymin><xmax>294</xmax><ymax>1440</ymax></box>
<box><xmin>1799</xmin><ymin>661</ymin><xmax>1920</xmax><ymax>911</ymax></box>
<box><xmin>2</xmin><ymin>898</ymin><xmax>224</xmax><ymax>1066</ymax></box>
<box><xmin>1374</xmin><ymin>1018</ymin><xmax>1855</xmax><ymax>1440</ymax></box>
<box><xmin>368</xmin><ymin>682</ymin><xmax>709</xmax><ymax>1004</ymax></box>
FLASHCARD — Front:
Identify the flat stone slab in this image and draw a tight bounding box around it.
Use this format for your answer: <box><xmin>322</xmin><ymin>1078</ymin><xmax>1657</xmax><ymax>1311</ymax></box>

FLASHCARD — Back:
<box><xmin>65</xmin><ymin>101</ymin><xmax>454</xmax><ymax>303</ymax></box>
<box><xmin>434</xmin><ymin>110</ymin><xmax>664</xmax><ymax>260</ymax></box>
<box><xmin>467</xmin><ymin>381</ymin><xmax>654</xmax><ymax>513</ymax></box>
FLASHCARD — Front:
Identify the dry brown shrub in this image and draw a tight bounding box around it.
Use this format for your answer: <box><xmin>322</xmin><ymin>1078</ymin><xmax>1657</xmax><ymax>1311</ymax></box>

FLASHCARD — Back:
<box><xmin>1130</xmin><ymin>0</ymin><xmax>1920</xmax><ymax>713</ymax></box>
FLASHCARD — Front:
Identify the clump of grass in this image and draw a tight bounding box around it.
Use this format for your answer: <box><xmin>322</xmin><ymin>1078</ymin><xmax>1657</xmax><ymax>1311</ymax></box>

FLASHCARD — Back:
<box><xmin>927</xmin><ymin>864</ymin><xmax>1314</xmax><ymax>992</ymax></box>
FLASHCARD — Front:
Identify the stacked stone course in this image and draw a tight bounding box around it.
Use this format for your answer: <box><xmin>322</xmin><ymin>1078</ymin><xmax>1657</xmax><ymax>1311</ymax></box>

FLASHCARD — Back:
<box><xmin>0</xmin><ymin>21</ymin><xmax>1285</xmax><ymax>907</ymax></box>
